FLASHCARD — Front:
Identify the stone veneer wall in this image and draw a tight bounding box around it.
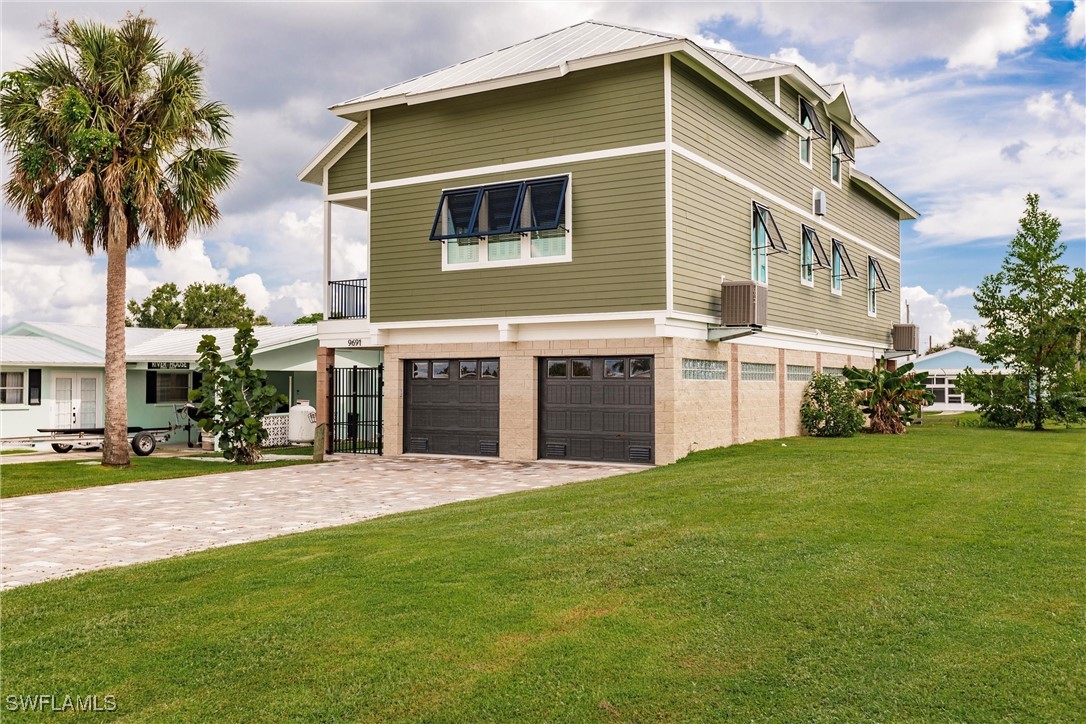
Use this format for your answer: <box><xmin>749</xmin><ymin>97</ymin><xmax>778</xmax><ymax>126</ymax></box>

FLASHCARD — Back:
<box><xmin>379</xmin><ymin>339</ymin><xmax>876</xmax><ymax>466</ymax></box>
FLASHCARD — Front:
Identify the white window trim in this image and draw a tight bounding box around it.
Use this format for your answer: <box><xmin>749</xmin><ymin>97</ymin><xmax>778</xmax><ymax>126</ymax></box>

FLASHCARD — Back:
<box><xmin>0</xmin><ymin>368</ymin><xmax>28</xmax><ymax>407</ymax></box>
<box><xmin>440</xmin><ymin>174</ymin><xmax>573</xmax><ymax>272</ymax></box>
<box><xmin>797</xmin><ymin>95</ymin><xmax>815</xmax><ymax>169</ymax></box>
<box><xmin>831</xmin><ymin>246</ymin><xmax>843</xmax><ymax>296</ymax></box>
<box><xmin>750</xmin><ymin>198</ymin><xmax>769</xmax><ymax>285</ymax></box>
<box><xmin>868</xmin><ymin>261</ymin><xmax>878</xmax><ymax>317</ymax></box>
<box><xmin>800</xmin><ymin>231</ymin><xmax>815</xmax><ymax>288</ymax></box>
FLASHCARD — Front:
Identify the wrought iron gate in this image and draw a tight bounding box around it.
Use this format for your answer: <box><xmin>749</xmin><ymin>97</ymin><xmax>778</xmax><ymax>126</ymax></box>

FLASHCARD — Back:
<box><xmin>328</xmin><ymin>364</ymin><xmax>383</xmax><ymax>454</ymax></box>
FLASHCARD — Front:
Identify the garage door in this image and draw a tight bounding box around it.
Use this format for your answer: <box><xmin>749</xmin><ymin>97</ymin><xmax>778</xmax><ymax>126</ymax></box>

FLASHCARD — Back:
<box><xmin>404</xmin><ymin>358</ymin><xmax>499</xmax><ymax>456</ymax></box>
<box><xmin>539</xmin><ymin>356</ymin><xmax>654</xmax><ymax>464</ymax></box>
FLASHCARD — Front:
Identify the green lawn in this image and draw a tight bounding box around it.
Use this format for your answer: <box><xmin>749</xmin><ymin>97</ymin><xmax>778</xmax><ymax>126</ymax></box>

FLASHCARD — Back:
<box><xmin>0</xmin><ymin>448</ymin><xmax>36</xmax><ymax>455</ymax></box>
<box><xmin>0</xmin><ymin>457</ymin><xmax>317</xmax><ymax>498</ymax></box>
<box><xmin>2</xmin><ymin>425</ymin><xmax>1082</xmax><ymax>720</ymax></box>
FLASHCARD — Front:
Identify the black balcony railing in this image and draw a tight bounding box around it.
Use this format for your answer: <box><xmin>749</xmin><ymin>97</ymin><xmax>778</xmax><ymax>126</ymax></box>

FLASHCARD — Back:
<box><xmin>328</xmin><ymin>279</ymin><xmax>368</xmax><ymax>320</ymax></box>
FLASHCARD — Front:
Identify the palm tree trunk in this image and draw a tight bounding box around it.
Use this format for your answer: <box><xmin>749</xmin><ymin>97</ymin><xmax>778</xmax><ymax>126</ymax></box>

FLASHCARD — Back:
<box><xmin>101</xmin><ymin>225</ymin><xmax>131</xmax><ymax>467</ymax></box>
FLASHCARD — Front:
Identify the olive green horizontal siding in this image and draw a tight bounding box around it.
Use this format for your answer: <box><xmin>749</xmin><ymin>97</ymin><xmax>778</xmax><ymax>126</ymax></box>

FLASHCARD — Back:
<box><xmin>371</xmin><ymin>58</ymin><xmax>664</xmax><ymax>182</ymax></box>
<box><xmin>327</xmin><ymin>136</ymin><xmax>367</xmax><ymax>194</ymax></box>
<box><xmin>673</xmin><ymin>154</ymin><xmax>899</xmax><ymax>343</ymax></box>
<box><xmin>369</xmin><ymin>153</ymin><xmax>666</xmax><ymax>322</ymax></box>
<box><xmin>671</xmin><ymin>60</ymin><xmax>900</xmax><ymax>258</ymax></box>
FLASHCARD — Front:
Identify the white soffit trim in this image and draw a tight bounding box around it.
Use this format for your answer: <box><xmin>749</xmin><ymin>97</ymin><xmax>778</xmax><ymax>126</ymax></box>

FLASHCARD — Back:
<box><xmin>298</xmin><ymin>123</ymin><xmax>363</xmax><ymax>185</ymax></box>
<box><xmin>850</xmin><ymin>169</ymin><xmax>920</xmax><ymax>220</ymax></box>
<box><xmin>370</xmin><ymin>142</ymin><xmax>666</xmax><ymax>190</ymax></box>
<box><xmin>673</xmin><ymin>144</ymin><xmax>901</xmax><ymax>263</ymax></box>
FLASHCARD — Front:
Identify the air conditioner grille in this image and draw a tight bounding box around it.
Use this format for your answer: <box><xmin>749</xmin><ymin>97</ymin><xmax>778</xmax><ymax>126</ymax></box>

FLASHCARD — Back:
<box><xmin>720</xmin><ymin>281</ymin><xmax>767</xmax><ymax>327</ymax></box>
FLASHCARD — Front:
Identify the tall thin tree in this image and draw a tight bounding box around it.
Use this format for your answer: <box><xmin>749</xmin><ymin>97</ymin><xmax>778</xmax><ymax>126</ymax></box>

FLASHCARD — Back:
<box><xmin>1</xmin><ymin>13</ymin><xmax>238</xmax><ymax>466</ymax></box>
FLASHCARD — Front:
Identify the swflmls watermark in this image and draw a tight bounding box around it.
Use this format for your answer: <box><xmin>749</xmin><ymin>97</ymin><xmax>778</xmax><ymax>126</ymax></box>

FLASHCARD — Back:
<box><xmin>5</xmin><ymin>694</ymin><xmax>117</xmax><ymax>713</ymax></box>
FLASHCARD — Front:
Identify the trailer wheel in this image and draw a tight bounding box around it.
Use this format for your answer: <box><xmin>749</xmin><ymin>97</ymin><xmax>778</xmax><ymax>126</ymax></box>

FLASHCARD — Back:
<box><xmin>131</xmin><ymin>432</ymin><xmax>157</xmax><ymax>456</ymax></box>
<box><xmin>51</xmin><ymin>443</ymin><xmax>73</xmax><ymax>453</ymax></box>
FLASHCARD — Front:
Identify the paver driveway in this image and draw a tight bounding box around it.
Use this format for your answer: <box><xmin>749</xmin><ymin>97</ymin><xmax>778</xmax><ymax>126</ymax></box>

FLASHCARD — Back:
<box><xmin>1</xmin><ymin>456</ymin><xmax>637</xmax><ymax>589</ymax></box>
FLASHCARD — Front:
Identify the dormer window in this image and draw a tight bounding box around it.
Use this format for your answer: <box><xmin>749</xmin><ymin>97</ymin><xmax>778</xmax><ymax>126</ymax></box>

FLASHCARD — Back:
<box><xmin>798</xmin><ymin>97</ymin><xmax>825</xmax><ymax>166</ymax></box>
<box><xmin>751</xmin><ymin>201</ymin><xmax>787</xmax><ymax>284</ymax></box>
<box><xmin>830</xmin><ymin>126</ymin><xmax>855</xmax><ymax>185</ymax></box>
<box><xmin>431</xmin><ymin>175</ymin><xmax>571</xmax><ymax>269</ymax></box>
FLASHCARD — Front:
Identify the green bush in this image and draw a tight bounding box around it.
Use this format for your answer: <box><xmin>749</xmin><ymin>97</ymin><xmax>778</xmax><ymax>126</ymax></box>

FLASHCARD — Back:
<box><xmin>801</xmin><ymin>373</ymin><xmax>864</xmax><ymax>437</ymax></box>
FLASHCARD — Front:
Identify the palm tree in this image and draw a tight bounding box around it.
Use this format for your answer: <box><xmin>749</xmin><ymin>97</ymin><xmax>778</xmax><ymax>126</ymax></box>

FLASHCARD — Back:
<box><xmin>844</xmin><ymin>361</ymin><xmax>933</xmax><ymax>434</ymax></box>
<box><xmin>1</xmin><ymin>12</ymin><xmax>237</xmax><ymax>466</ymax></box>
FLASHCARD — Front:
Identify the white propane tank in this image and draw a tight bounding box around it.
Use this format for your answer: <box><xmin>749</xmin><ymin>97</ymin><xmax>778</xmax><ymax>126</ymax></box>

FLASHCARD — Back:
<box><xmin>288</xmin><ymin>400</ymin><xmax>316</xmax><ymax>443</ymax></box>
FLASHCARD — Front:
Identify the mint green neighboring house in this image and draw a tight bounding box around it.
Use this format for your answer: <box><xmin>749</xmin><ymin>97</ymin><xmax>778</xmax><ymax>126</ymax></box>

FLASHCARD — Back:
<box><xmin>0</xmin><ymin>322</ymin><xmax>377</xmax><ymax>443</ymax></box>
<box><xmin>300</xmin><ymin>20</ymin><xmax>919</xmax><ymax>464</ymax></box>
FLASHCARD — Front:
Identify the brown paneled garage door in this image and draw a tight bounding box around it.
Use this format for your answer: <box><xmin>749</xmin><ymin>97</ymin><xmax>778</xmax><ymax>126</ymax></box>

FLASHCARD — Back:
<box><xmin>404</xmin><ymin>359</ymin><xmax>499</xmax><ymax>456</ymax></box>
<box><xmin>539</xmin><ymin>356</ymin><xmax>654</xmax><ymax>464</ymax></box>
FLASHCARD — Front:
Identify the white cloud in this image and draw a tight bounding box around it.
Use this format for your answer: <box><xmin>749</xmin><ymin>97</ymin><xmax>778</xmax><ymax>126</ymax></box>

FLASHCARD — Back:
<box><xmin>217</xmin><ymin>241</ymin><xmax>251</xmax><ymax>268</ymax></box>
<box><xmin>1068</xmin><ymin>1</ymin><xmax>1086</xmax><ymax>45</ymax></box>
<box><xmin>233</xmin><ymin>273</ymin><xmax>271</xmax><ymax>314</ymax></box>
<box><xmin>900</xmin><ymin>286</ymin><xmax>982</xmax><ymax>348</ymax></box>
<box><xmin>1025</xmin><ymin>91</ymin><xmax>1086</xmax><ymax>132</ymax></box>
<box><xmin>943</xmin><ymin>286</ymin><xmax>976</xmax><ymax>300</ymax></box>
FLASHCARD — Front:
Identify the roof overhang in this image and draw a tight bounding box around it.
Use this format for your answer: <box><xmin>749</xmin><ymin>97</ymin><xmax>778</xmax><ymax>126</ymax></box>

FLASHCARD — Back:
<box><xmin>849</xmin><ymin>169</ymin><xmax>920</xmax><ymax>220</ymax></box>
<box><xmin>298</xmin><ymin>122</ymin><xmax>366</xmax><ymax>186</ymax></box>
<box><xmin>327</xmin><ymin>39</ymin><xmax>807</xmax><ymax>137</ymax></box>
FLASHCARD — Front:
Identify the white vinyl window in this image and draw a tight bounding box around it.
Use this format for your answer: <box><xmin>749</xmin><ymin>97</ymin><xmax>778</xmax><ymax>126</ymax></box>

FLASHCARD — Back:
<box><xmin>830</xmin><ymin>126</ymin><xmax>854</xmax><ymax>187</ymax></box>
<box><xmin>435</xmin><ymin>175</ymin><xmax>572</xmax><ymax>271</ymax></box>
<box><xmin>797</xmin><ymin>97</ymin><xmax>824</xmax><ymax>167</ymax></box>
<box><xmin>831</xmin><ymin>243</ymin><xmax>843</xmax><ymax>294</ymax></box>
<box><xmin>751</xmin><ymin>202</ymin><xmax>786</xmax><ymax>284</ymax></box>
<box><xmin>1</xmin><ymin>371</ymin><xmax>25</xmax><ymax>404</ymax></box>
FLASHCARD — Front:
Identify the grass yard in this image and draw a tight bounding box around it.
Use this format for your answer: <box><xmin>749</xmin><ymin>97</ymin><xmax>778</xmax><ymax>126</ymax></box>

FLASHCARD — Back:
<box><xmin>0</xmin><ymin>448</ymin><xmax>36</xmax><ymax>455</ymax></box>
<box><xmin>1</xmin><ymin>424</ymin><xmax>1082</xmax><ymax>720</ymax></box>
<box><xmin>0</xmin><ymin>456</ymin><xmax>317</xmax><ymax>498</ymax></box>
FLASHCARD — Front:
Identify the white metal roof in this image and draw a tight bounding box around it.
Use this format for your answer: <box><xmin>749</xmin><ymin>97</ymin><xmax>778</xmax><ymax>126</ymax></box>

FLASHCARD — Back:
<box><xmin>335</xmin><ymin>20</ymin><xmax>679</xmax><ymax>109</ymax></box>
<box><xmin>1</xmin><ymin>323</ymin><xmax>317</xmax><ymax>364</ymax></box>
<box><xmin>4</xmin><ymin>321</ymin><xmax>165</xmax><ymax>355</ymax></box>
<box><xmin>703</xmin><ymin>48</ymin><xmax>790</xmax><ymax>77</ymax></box>
<box><xmin>0</xmin><ymin>336</ymin><xmax>102</xmax><ymax>366</ymax></box>
<box><xmin>126</xmin><ymin>325</ymin><xmax>318</xmax><ymax>361</ymax></box>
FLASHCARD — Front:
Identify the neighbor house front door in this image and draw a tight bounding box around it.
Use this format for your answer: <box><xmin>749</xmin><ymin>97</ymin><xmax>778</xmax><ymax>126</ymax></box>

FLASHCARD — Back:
<box><xmin>53</xmin><ymin>374</ymin><xmax>101</xmax><ymax>430</ymax></box>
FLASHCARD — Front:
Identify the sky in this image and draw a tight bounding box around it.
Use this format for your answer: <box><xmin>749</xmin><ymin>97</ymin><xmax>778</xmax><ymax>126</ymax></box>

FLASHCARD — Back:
<box><xmin>1</xmin><ymin>1</ymin><xmax>1084</xmax><ymax>346</ymax></box>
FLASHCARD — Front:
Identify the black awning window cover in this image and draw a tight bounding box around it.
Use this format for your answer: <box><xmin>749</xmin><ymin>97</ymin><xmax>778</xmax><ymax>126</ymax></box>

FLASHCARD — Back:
<box><xmin>430</xmin><ymin>176</ymin><xmax>568</xmax><ymax>241</ymax></box>
<box><xmin>832</xmin><ymin>239</ymin><xmax>858</xmax><ymax>279</ymax></box>
<box><xmin>831</xmin><ymin>126</ymin><xmax>856</xmax><ymax>161</ymax></box>
<box><xmin>798</xmin><ymin>97</ymin><xmax>826</xmax><ymax>139</ymax></box>
<box><xmin>802</xmin><ymin>225</ymin><xmax>830</xmax><ymax>268</ymax></box>
<box><xmin>752</xmin><ymin>201</ymin><xmax>788</xmax><ymax>254</ymax></box>
<box><xmin>870</xmin><ymin>256</ymin><xmax>891</xmax><ymax>292</ymax></box>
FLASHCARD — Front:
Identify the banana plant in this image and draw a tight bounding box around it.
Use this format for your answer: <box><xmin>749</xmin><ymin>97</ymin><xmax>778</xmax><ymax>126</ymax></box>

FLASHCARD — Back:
<box><xmin>843</xmin><ymin>361</ymin><xmax>934</xmax><ymax>434</ymax></box>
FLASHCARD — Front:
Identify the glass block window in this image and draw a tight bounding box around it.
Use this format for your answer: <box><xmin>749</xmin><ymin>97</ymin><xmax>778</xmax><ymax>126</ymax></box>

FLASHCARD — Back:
<box><xmin>740</xmin><ymin>362</ymin><xmax>776</xmax><ymax>381</ymax></box>
<box><xmin>821</xmin><ymin>367</ymin><xmax>845</xmax><ymax>378</ymax></box>
<box><xmin>682</xmin><ymin>359</ymin><xmax>727</xmax><ymax>380</ymax></box>
<box><xmin>787</xmin><ymin>365</ymin><xmax>814</xmax><ymax>382</ymax></box>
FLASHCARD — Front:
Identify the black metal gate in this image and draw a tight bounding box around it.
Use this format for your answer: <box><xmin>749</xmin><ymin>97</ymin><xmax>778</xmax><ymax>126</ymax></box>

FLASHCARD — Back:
<box><xmin>328</xmin><ymin>364</ymin><xmax>383</xmax><ymax>454</ymax></box>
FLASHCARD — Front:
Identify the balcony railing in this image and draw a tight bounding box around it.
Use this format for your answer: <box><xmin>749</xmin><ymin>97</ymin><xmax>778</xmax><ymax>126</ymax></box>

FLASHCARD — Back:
<box><xmin>328</xmin><ymin>279</ymin><xmax>368</xmax><ymax>320</ymax></box>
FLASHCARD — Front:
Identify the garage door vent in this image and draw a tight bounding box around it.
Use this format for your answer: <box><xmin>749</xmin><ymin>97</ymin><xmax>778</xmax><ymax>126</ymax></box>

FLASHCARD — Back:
<box><xmin>408</xmin><ymin>437</ymin><xmax>429</xmax><ymax>453</ymax></box>
<box><xmin>545</xmin><ymin>442</ymin><xmax>567</xmax><ymax>458</ymax></box>
<box><xmin>629</xmin><ymin>446</ymin><xmax>652</xmax><ymax>463</ymax></box>
<box><xmin>478</xmin><ymin>440</ymin><xmax>498</xmax><ymax>456</ymax></box>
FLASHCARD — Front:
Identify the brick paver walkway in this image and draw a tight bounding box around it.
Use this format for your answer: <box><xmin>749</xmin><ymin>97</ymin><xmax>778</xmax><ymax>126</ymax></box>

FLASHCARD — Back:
<box><xmin>1</xmin><ymin>456</ymin><xmax>637</xmax><ymax>589</ymax></box>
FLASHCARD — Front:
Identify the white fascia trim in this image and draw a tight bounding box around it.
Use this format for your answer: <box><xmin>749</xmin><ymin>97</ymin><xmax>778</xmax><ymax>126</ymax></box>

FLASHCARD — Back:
<box><xmin>664</xmin><ymin>54</ymin><xmax>674</xmax><ymax>315</ymax></box>
<box><xmin>666</xmin><ymin>310</ymin><xmax>890</xmax><ymax>351</ymax></box>
<box><xmin>326</xmin><ymin>190</ymin><xmax>369</xmax><ymax>202</ymax></box>
<box><xmin>850</xmin><ymin>168</ymin><xmax>920</xmax><ymax>220</ymax></box>
<box><xmin>298</xmin><ymin>122</ymin><xmax>362</xmax><ymax>185</ymax></box>
<box><xmin>371</xmin><ymin>142</ymin><xmax>666</xmax><ymax>190</ymax></box>
<box><xmin>673</xmin><ymin>144</ymin><xmax>901</xmax><ymax>264</ymax></box>
<box><xmin>371</xmin><ymin>309</ymin><xmax>669</xmax><ymax>331</ymax></box>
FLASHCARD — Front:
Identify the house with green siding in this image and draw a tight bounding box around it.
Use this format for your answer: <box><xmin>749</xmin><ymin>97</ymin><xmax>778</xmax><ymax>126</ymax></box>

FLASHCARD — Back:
<box><xmin>299</xmin><ymin>20</ymin><xmax>919</xmax><ymax>465</ymax></box>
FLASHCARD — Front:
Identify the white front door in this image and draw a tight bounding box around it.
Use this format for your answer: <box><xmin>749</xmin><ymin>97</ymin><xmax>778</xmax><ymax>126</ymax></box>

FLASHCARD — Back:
<box><xmin>53</xmin><ymin>374</ymin><xmax>101</xmax><ymax>430</ymax></box>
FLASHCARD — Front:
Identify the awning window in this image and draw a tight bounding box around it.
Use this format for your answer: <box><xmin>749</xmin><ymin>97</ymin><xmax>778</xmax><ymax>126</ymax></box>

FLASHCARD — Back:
<box><xmin>752</xmin><ymin>201</ymin><xmax>788</xmax><ymax>254</ymax></box>
<box><xmin>831</xmin><ymin>126</ymin><xmax>855</xmax><ymax>161</ymax></box>
<box><xmin>831</xmin><ymin>239</ymin><xmax>858</xmax><ymax>279</ymax></box>
<box><xmin>802</xmin><ymin>225</ymin><xmax>830</xmax><ymax>268</ymax></box>
<box><xmin>429</xmin><ymin>176</ymin><xmax>568</xmax><ymax>240</ymax></box>
<box><xmin>798</xmin><ymin>97</ymin><xmax>826</xmax><ymax>139</ymax></box>
<box><xmin>870</xmin><ymin>256</ymin><xmax>891</xmax><ymax>292</ymax></box>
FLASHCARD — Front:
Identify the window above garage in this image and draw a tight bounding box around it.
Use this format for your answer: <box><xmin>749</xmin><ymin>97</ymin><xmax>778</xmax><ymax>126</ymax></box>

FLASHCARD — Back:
<box><xmin>431</xmin><ymin>175</ymin><xmax>572</xmax><ymax>271</ymax></box>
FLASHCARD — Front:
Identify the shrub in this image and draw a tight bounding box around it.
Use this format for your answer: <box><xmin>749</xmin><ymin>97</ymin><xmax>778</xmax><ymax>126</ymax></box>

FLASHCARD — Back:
<box><xmin>801</xmin><ymin>373</ymin><xmax>864</xmax><ymax>437</ymax></box>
